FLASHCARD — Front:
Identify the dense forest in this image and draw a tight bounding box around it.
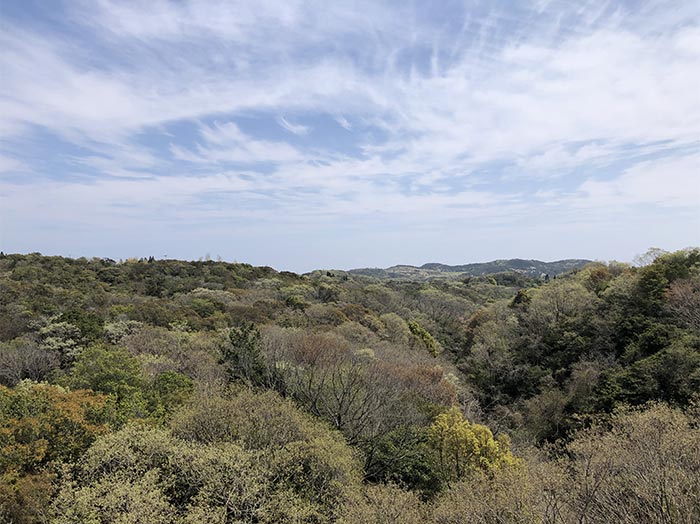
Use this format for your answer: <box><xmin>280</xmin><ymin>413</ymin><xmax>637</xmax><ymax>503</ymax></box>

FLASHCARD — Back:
<box><xmin>1</xmin><ymin>249</ymin><xmax>699</xmax><ymax>523</ymax></box>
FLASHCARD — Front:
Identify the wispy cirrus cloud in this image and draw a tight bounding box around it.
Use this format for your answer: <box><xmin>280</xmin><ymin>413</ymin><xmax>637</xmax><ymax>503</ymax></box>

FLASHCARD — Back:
<box><xmin>276</xmin><ymin>117</ymin><xmax>311</xmax><ymax>136</ymax></box>
<box><xmin>0</xmin><ymin>0</ymin><xmax>698</xmax><ymax>270</ymax></box>
<box><xmin>171</xmin><ymin>121</ymin><xmax>304</xmax><ymax>165</ymax></box>
<box><xmin>334</xmin><ymin>116</ymin><xmax>352</xmax><ymax>131</ymax></box>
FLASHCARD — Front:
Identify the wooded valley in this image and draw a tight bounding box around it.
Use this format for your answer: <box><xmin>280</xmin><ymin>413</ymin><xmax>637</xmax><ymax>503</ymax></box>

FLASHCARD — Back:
<box><xmin>1</xmin><ymin>249</ymin><xmax>698</xmax><ymax>523</ymax></box>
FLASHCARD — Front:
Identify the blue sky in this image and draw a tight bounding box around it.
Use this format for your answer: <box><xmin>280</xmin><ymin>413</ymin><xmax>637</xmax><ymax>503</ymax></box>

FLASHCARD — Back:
<box><xmin>1</xmin><ymin>0</ymin><xmax>699</xmax><ymax>272</ymax></box>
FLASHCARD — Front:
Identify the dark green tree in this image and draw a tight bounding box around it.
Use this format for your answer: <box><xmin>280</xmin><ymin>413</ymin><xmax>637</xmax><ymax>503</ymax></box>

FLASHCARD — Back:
<box><xmin>221</xmin><ymin>323</ymin><xmax>267</xmax><ymax>386</ymax></box>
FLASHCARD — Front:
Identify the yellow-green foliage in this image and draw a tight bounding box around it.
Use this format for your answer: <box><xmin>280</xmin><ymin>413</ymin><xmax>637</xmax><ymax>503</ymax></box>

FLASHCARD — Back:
<box><xmin>0</xmin><ymin>382</ymin><xmax>113</xmax><ymax>524</ymax></box>
<box><xmin>51</xmin><ymin>389</ymin><xmax>363</xmax><ymax>523</ymax></box>
<box><xmin>340</xmin><ymin>483</ymin><xmax>426</xmax><ymax>524</ymax></box>
<box><xmin>50</xmin><ymin>426</ymin><xmax>268</xmax><ymax>523</ymax></box>
<box><xmin>431</xmin><ymin>467</ymin><xmax>544</xmax><ymax>524</ymax></box>
<box><xmin>2</xmin><ymin>252</ymin><xmax>700</xmax><ymax>522</ymax></box>
<box><xmin>431</xmin><ymin>402</ymin><xmax>700</xmax><ymax>524</ymax></box>
<box><xmin>428</xmin><ymin>407</ymin><xmax>518</xmax><ymax>481</ymax></box>
<box><xmin>0</xmin><ymin>382</ymin><xmax>111</xmax><ymax>475</ymax></box>
<box><xmin>172</xmin><ymin>389</ymin><xmax>362</xmax><ymax>519</ymax></box>
<box><xmin>559</xmin><ymin>402</ymin><xmax>700</xmax><ymax>524</ymax></box>
<box><xmin>407</xmin><ymin>320</ymin><xmax>440</xmax><ymax>357</ymax></box>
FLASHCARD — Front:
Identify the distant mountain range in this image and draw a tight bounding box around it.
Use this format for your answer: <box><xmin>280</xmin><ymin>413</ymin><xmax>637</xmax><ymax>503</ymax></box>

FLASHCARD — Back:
<box><xmin>346</xmin><ymin>258</ymin><xmax>591</xmax><ymax>280</ymax></box>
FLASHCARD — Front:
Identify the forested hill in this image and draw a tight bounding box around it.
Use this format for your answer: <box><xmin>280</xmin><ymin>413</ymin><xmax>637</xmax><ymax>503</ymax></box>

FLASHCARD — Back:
<box><xmin>1</xmin><ymin>249</ymin><xmax>699</xmax><ymax>523</ymax></box>
<box><xmin>347</xmin><ymin>258</ymin><xmax>591</xmax><ymax>280</ymax></box>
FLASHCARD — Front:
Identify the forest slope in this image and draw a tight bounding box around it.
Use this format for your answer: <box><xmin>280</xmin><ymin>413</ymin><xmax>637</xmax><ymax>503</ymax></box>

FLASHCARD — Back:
<box><xmin>0</xmin><ymin>249</ymin><xmax>698</xmax><ymax>523</ymax></box>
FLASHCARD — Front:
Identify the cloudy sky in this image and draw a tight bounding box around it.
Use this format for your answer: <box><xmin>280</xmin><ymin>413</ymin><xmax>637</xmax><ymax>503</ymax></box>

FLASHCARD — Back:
<box><xmin>1</xmin><ymin>0</ymin><xmax>698</xmax><ymax>272</ymax></box>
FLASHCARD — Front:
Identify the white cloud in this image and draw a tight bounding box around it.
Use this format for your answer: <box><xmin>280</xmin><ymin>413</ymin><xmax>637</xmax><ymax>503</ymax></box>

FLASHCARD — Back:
<box><xmin>3</xmin><ymin>1</ymin><xmax>698</xmax><ymax>168</ymax></box>
<box><xmin>335</xmin><ymin>116</ymin><xmax>352</xmax><ymax>130</ymax></box>
<box><xmin>0</xmin><ymin>154</ymin><xmax>29</xmax><ymax>174</ymax></box>
<box><xmin>276</xmin><ymin>117</ymin><xmax>311</xmax><ymax>136</ymax></box>
<box><xmin>170</xmin><ymin>121</ymin><xmax>304</xmax><ymax>165</ymax></box>
<box><xmin>1</xmin><ymin>0</ymin><xmax>699</xmax><ymax>267</ymax></box>
<box><xmin>577</xmin><ymin>153</ymin><xmax>700</xmax><ymax>208</ymax></box>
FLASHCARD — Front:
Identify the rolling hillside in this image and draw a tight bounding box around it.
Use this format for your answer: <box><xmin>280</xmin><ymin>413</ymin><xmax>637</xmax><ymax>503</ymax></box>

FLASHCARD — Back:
<box><xmin>347</xmin><ymin>258</ymin><xmax>591</xmax><ymax>280</ymax></box>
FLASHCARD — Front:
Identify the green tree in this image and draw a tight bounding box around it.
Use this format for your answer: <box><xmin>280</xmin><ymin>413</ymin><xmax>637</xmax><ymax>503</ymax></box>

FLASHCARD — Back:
<box><xmin>363</xmin><ymin>426</ymin><xmax>443</xmax><ymax>498</ymax></box>
<box><xmin>427</xmin><ymin>407</ymin><xmax>518</xmax><ymax>482</ymax></box>
<box><xmin>147</xmin><ymin>370</ymin><xmax>194</xmax><ymax>420</ymax></box>
<box><xmin>220</xmin><ymin>323</ymin><xmax>267</xmax><ymax>386</ymax></box>
<box><xmin>408</xmin><ymin>321</ymin><xmax>440</xmax><ymax>357</ymax></box>
<box><xmin>67</xmin><ymin>345</ymin><xmax>147</xmax><ymax>422</ymax></box>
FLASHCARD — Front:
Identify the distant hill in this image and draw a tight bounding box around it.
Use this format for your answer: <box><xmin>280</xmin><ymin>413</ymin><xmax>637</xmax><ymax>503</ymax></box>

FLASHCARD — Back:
<box><xmin>347</xmin><ymin>258</ymin><xmax>591</xmax><ymax>280</ymax></box>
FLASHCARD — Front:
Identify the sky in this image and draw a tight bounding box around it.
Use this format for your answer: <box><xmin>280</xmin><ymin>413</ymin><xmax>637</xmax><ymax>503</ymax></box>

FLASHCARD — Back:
<box><xmin>1</xmin><ymin>0</ymin><xmax>699</xmax><ymax>272</ymax></box>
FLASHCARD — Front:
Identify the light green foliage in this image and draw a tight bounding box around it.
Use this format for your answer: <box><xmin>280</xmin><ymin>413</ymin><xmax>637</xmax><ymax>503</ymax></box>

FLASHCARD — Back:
<box><xmin>559</xmin><ymin>403</ymin><xmax>700</xmax><ymax>523</ymax></box>
<box><xmin>272</xmin><ymin>436</ymin><xmax>361</xmax><ymax>518</ymax></box>
<box><xmin>51</xmin><ymin>425</ymin><xmax>268</xmax><ymax>523</ymax></box>
<box><xmin>51</xmin><ymin>470</ymin><xmax>178</xmax><ymax>524</ymax></box>
<box><xmin>38</xmin><ymin>321</ymin><xmax>82</xmax><ymax>364</ymax></box>
<box><xmin>103</xmin><ymin>320</ymin><xmax>143</xmax><ymax>344</ymax></box>
<box><xmin>52</xmin><ymin>389</ymin><xmax>363</xmax><ymax>524</ymax></box>
<box><xmin>171</xmin><ymin>389</ymin><xmax>362</xmax><ymax>518</ymax></box>
<box><xmin>408</xmin><ymin>320</ymin><xmax>440</xmax><ymax>357</ymax></box>
<box><xmin>431</xmin><ymin>467</ymin><xmax>543</xmax><ymax>524</ymax></box>
<box><xmin>281</xmin><ymin>283</ymin><xmax>314</xmax><ymax>311</ymax></box>
<box><xmin>525</xmin><ymin>279</ymin><xmax>599</xmax><ymax>333</ymax></box>
<box><xmin>2</xmin><ymin>251</ymin><xmax>700</xmax><ymax>520</ymax></box>
<box><xmin>171</xmin><ymin>389</ymin><xmax>339</xmax><ymax>449</ymax></box>
<box><xmin>379</xmin><ymin>313</ymin><xmax>411</xmax><ymax>346</ymax></box>
<box><xmin>66</xmin><ymin>345</ymin><xmax>147</xmax><ymax>422</ymax></box>
<box><xmin>340</xmin><ymin>483</ymin><xmax>426</xmax><ymax>524</ymax></box>
<box><xmin>427</xmin><ymin>407</ymin><xmax>518</xmax><ymax>481</ymax></box>
<box><xmin>316</xmin><ymin>282</ymin><xmax>340</xmax><ymax>303</ymax></box>
<box><xmin>430</xmin><ymin>403</ymin><xmax>700</xmax><ymax>523</ymax></box>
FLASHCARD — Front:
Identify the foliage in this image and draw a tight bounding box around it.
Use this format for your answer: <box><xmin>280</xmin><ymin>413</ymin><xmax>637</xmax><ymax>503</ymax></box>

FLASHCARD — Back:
<box><xmin>220</xmin><ymin>322</ymin><xmax>267</xmax><ymax>385</ymax></box>
<box><xmin>65</xmin><ymin>344</ymin><xmax>148</xmax><ymax>423</ymax></box>
<box><xmin>0</xmin><ymin>250</ymin><xmax>699</xmax><ymax>521</ymax></box>
<box><xmin>557</xmin><ymin>402</ymin><xmax>700</xmax><ymax>523</ymax></box>
<box><xmin>363</xmin><ymin>426</ymin><xmax>443</xmax><ymax>498</ymax></box>
<box><xmin>431</xmin><ymin>467</ymin><xmax>544</xmax><ymax>524</ymax></box>
<box><xmin>427</xmin><ymin>407</ymin><xmax>518</xmax><ymax>482</ymax></box>
<box><xmin>408</xmin><ymin>320</ymin><xmax>440</xmax><ymax>357</ymax></box>
<box><xmin>147</xmin><ymin>370</ymin><xmax>194</xmax><ymax>419</ymax></box>
<box><xmin>0</xmin><ymin>382</ymin><xmax>111</xmax><ymax>475</ymax></box>
<box><xmin>0</xmin><ymin>382</ymin><xmax>112</xmax><ymax>524</ymax></box>
<box><xmin>52</xmin><ymin>390</ymin><xmax>363</xmax><ymax>523</ymax></box>
<box><xmin>340</xmin><ymin>483</ymin><xmax>426</xmax><ymax>524</ymax></box>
